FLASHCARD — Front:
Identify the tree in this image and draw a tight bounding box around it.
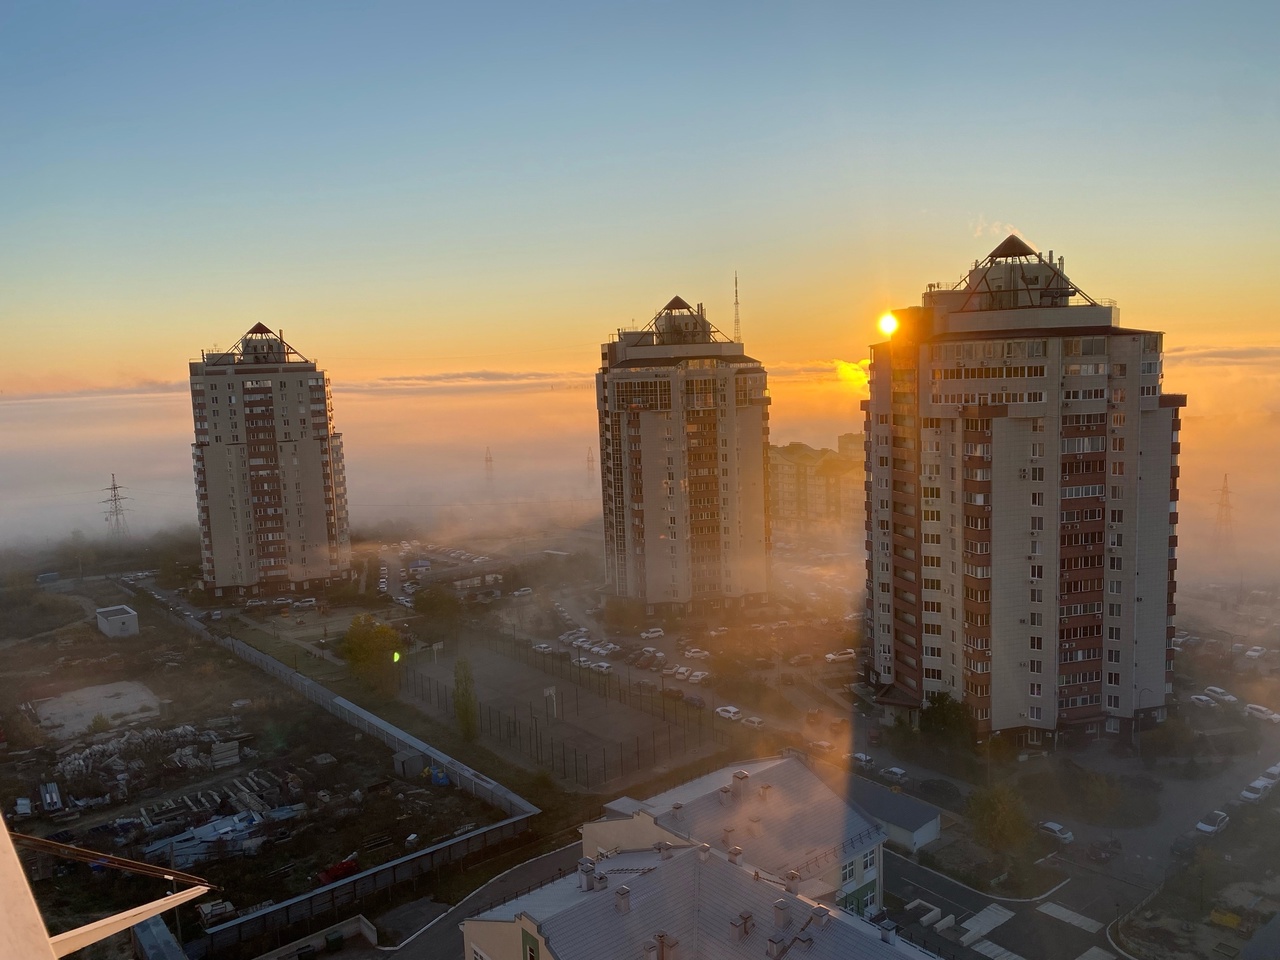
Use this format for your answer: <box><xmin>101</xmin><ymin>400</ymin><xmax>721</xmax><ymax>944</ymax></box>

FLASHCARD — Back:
<box><xmin>966</xmin><ymin>783</ymin><xmax>1033</xmax><ymax>855</ymax></box>
<box><xmin>343</xmin><ymin>614</ymin><xmax>402</xmax><ymax>695</ymax></box>
<box><xmin>454</xmin><ymin>657</ymin><xmax>478</xmax><ymax>741</ymax></box>
<box><xmin>414</xmin><ymin>585</ymin><xmax>461</xmax><ymax>630</ymax></box>
<box><xmin>918</xmin><ymin>691</ymin><xmax>975</xmax><ymax>750</ymax></box>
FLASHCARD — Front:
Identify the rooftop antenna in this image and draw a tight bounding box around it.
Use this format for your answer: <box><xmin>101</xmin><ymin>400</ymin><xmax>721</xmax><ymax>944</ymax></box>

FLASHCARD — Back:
<box><xmin>102</xmin><ymin>474</ymin><xmax>131</xmax><ymax>541</ymax></box>
<box><xmin>733</xmin><ymin>272</ymin><xmax>742</xmax><ymax>343</ymax></box>
<box><xmin>484</xmin><ymin>447</ymin><xmax>494</xmax><ymax>483</ymax></box>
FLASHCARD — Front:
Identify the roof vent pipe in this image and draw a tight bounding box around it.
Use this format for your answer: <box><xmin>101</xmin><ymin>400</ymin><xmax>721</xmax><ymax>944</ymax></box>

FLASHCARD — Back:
<box><xmin>697</xmin><ymin>843</ymin><xmax>711</xmax><ymax>863</ymax></box>
<box><xmin>594</xmin><ymin>872</ymin><xmax>608</xmax><ymax>889</ymax></box>
<box><xmin>811</xmin><ymin>906</ymin><xmax>831</xmax><ymax>928</ymax></box>
<box><xmin>718</xmin><ymin>785</ymin><xmax>732</xmax><ymax>806</ymax></box>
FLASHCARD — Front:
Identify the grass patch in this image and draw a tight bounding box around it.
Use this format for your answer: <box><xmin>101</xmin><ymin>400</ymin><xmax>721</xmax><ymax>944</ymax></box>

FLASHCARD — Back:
<box><xmin>0</xmin><ymin>587</ymin><xmax>84</xmax><ymax>640</ymax></box>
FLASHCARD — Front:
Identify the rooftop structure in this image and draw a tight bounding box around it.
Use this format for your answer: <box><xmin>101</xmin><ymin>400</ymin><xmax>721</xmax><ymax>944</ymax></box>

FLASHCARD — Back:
<box><xmin>462</xmin><ymin>843</ymin><xmax>924</xmax><ymax>960</ymax></box>
<box><xmin>582</xmin><ymin>757</ymin><xmax>887</xmax><ymax>913</ymax></box>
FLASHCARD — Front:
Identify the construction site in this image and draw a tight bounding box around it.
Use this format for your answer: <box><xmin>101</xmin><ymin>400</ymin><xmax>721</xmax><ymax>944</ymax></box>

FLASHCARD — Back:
<box><xmin>0</xmin><ymin>578</ymin><xmax>513</xmax><ymax>957</ymax></box>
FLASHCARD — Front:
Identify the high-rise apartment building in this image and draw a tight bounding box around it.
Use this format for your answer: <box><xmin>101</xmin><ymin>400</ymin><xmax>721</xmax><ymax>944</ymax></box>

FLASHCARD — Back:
<box><xmin>863</xmin><ymin>237</ymin><xmax>1184</xmax><ymax>746</ymax></box>
<box><xmin>189</xmin><ymin>324</ymin><xmax>351</xmax><ymax>596</ymax></box>
<box><xmin>597</xmin><ymin>297</ymin><xmax>770</xmax><ymax>614</ymax></box>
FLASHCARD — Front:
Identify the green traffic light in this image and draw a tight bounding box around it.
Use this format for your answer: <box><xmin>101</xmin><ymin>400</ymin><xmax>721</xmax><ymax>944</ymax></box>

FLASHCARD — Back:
<box><xmin>393</xmin><ymin>651</ymin><xmax>401</xmax><ymax>663</ymax></box>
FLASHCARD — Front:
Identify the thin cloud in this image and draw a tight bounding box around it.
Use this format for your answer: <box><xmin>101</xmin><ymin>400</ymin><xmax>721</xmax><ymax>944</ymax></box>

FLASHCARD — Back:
<box><xmin>1164</xmin><ymin>345</ymin><xmax>1280</xmax><ymax>365</ymax></box>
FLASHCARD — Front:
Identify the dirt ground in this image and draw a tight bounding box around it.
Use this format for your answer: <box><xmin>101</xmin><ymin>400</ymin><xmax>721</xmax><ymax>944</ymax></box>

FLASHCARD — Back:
<box><xmin>34</xmin><ymin>680</ymin><xmax>161</xmax><ymax>739</ymax></box>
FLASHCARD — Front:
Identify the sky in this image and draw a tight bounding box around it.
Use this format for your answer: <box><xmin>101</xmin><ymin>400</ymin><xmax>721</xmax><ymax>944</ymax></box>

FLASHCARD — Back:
<box><xmin>1</xmin><ymin>1</ymin><xmax>1279</xmax><ymax>565</ymax></box>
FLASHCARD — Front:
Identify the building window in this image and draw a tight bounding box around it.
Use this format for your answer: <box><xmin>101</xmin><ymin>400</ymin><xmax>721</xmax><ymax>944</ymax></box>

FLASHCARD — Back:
<box><xmin>1029</xmin><ymin>636</ymin><xmax>1043</xmax><ymax>650</ymax></box>
<box><xmin>1030</xmin><ymin>683</ymin><xmax>1042</xmax><ymax>697</ymax></box>
<box><xmin>1108</xmin><ymin>649</ymin><xmax>1121</xmax><ymax>663</ymax></box>
<box><xmin>1029</xmin><ymin>706</ymin><xmax>1043</xmax><ymax>721</ymax></box>
<box><xmin>841</xmin><ymin>859</ymin><xmax>858</xmax><ymax>884</ymax></box>
<box><xmin>1031</xmin><ymin>492</ymin><xmax>1044</xmax><ymax>506</ymax></box>
<box><xmin>1107</xmin><ymin>695</ymin><xmax>1121</xmax><ymax>709</ymax></box>
<box><xmin>863</xmin><ymin>849</ymin><xmax>877</xmax><ymax>871</ymax></box>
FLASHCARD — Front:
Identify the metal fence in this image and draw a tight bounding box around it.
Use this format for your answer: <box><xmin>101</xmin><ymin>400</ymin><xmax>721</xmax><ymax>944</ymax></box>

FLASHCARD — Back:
<box><xmin>404</xmin><ymin>635</ymin><xmax>732</xmax><ymax>789</ymax></box>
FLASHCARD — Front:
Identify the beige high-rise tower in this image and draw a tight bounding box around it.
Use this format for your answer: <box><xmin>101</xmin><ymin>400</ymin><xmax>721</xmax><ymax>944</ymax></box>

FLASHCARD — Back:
<box><xmin>863</xmin><ymin>238</ymin><xmax>1184</xmax><ymax>747</ymax></box>
<box><xmin>189</xmin><ymin>325</ymin><xmax>351</xmax><ymax>596</ymax></box>
<box><xmin>597</xmin><ymin>297</ymin><xmax>770</xmax><ymax>615</ymax></box>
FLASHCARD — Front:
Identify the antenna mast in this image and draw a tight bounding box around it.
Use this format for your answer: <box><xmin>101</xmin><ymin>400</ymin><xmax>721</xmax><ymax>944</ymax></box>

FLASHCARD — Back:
<box><xmin>733</xmin><ymin>272</ymin><xmax>741</xmax><ymax>343</ymax></box>
<box><xmin>484</xmin><ymin>447</ymin><xmax>494</xmax><ymax>483</ymax></box>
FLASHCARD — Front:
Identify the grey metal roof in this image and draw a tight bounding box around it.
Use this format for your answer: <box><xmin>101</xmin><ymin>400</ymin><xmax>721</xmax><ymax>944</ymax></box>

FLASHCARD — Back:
<box><xmin>483</xmin><ymin>846</ymin><xmax>918</xmax><ymax>960</ymax></box>
<box><xmin>647</xmin><ymin>758</ymin><xmax>886</xmax><ymax>880</ymax></box>
<box><xmin>848</xmin><ymin>779</ymin><xmax>941</xmax><ymax>834</ymax></box>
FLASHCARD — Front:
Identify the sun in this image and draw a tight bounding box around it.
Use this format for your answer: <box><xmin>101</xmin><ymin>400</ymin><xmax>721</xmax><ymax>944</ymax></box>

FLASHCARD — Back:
<box><xmin>878</xmin><ymin>313</ymin><xmax>899</xmax><ymax>336</ymax></box>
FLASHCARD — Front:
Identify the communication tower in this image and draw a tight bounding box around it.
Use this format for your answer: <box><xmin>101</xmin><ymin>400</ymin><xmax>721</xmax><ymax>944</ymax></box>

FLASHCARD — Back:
<box><xmin>733</xmin><ymin>272</ymin><xmax>741</xmax><ymax>343</ymax></box>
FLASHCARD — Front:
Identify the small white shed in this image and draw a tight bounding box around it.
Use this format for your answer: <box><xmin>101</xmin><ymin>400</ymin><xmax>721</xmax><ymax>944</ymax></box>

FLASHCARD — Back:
<box><xmin>96</xmin><ymin>605</ymin><xmax>139</xmax><ymax>637</ymax></box>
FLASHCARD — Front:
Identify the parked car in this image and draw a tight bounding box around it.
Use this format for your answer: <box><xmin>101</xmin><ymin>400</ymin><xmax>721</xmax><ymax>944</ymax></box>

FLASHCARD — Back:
<box><xmin>532</xmin><ymin>644</ymin><xmax>554</xmax><ymax>654</ymax></box>
<box><xmin>272</xmin><ymin>597</ymin><xmax>293</xmax><ymax>606</ymax></box>
<box><xmin>846</xmin><ymin>752</ymin><xmax>875</xmax><ymax>769</ymax></box>
<box><xmin>570</xmin><ymin>657</ymin><xmax>593</xmax><ymax>668</ymax></box>
<box><xmin>742</xmin><ymin>716</ymin><xmax>765</xmax><ymax>730</ymax></box>
<box><xmin>661</xmin><ymin>687</ymin><xmax>685</xmax><ymax>701</ymax></box>
<box><xmin>1205</xmin><ymin>686</ymin><xmax>1238</xmax><ymax>705</ymax></box>
<box><xmin>825</xmin><ymin>649</ymin><xmax>856</xmax><ymax>663</ymax></box>
<box><xmin>807</xmin><ymin>740</ymin><xmax>834</xmax><ymax>753</ymax></box>
<box><xmin>805</xmin><ymin>708</ymin><xmax>822</xmax><ymax>725</ymax></box>
<box><xmin>662</xmin><ymin>663</ymin><xmax>679</xmax><ymax>676</ymax></box>
<box><xmin>245</xmin><ymin>599</ymin><xmax>268</xmax><ymax>607</ymax></box>
<box><xmin>829</xmin><ymin>716</ymin><xmax>849</xmax><ymax>735</ymax></box>
<box><xmin>788</xmin><ymin>653</ymin><xmax>814</xmax><ymax>666</ymax></box>
<box><xmin>688</xmin><ymin>671</ymin><xmax>710</xmax><ymax>685</ymax></box>
<box><xmin>714</xmin><ymin>706</ymin><xmax>743</xmax><ymax>721</ymax></box>
<box><xmin>1240</xmin><ymin>779</ymin><xmax>1273</xmax><ymax>803</ymax></box>
<box><xmin>1037</xmin><ymin>821</ymin><xmax>1075</xmax><ymax>844</ymax></box>
<box><xmin>1188</xmin><ymin>694</ymin><xmax>1219</xmax><ymax>709</ymax></box>
<box><xmin>1246</xmin><ymin>704</ymin><xmax>1280</xmax><ymax>723</ymax></box>
<box><xmin>675</xmin><ymin>666</ymin><xmax>691</xmax><ymax>681</ymax></box>
<box><xmin>640</xmin><ymin>628</ymin><xmax>665</xmax><ymax>640</ymax></box>
<box><xmin>684</xmin><ymin>695</ymin><xmax>706</xmax><ymax>709</ymax></box>
<box><xmin>1171</xmin><ymin>830</ymin><xmax>1206</xmax><ymax>861</ymax></box>
<box><xmin>1195</xmin><ymin>810</ymin><xmax>1230</xmax><ymax>835</ymax></box>
<box><xmin>686</xmin><ymin>648</ymin><xmax>711</xmax><ymax>660</ymax></box>
<box><xmin>880</xmin><ymin>767</ymin><xmax>909</xmax><ymax>785</ymax></box>
<box><xmin>1246</xmin><ymin>646</ymin><xmax>1268</xmax><ymax>660</ymax></box>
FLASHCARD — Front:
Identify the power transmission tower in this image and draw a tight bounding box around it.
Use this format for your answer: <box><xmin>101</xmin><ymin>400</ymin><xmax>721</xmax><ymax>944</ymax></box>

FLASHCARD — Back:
<box><xmin>1213</xmin><ymin>474</ymin><xmax>1234</xmax><ymax>559</ymax></box>
<box><xmin>102</xmin><ymin>474</ymin><xmax>131</xmax><ymax>541</ymax></box>
<box><xmin>733</xmin><ymin>271</ymin><xmax>742</xmax><ymax>343</ymax></box>
<box><xmin>484</xmin><ymin>447</ymin><xmax>494</xmax><ymax>483</ymax></box>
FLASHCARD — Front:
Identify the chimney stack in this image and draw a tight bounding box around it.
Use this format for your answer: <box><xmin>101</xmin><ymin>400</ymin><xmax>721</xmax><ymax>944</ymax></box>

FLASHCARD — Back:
<box><xmin>811</xmin><ymin>906</ymin><xmax>831</xmax><ymax>928</ymax></box>
<box><xmin>722</xmin><ymin>826</ymin><xmax>736</xmax><ymax>849</ymax></box>
<box><xmin>578</xmin><ymin>857</ymin><xmax>596</xmax><ymax>891</ymax></box>
<box><xmin>731</xmin><ymin>770</ymin><xmax>749</xmax><ymax>799</ymax></box>
<box><xmin>697</xmin><ymin>843</ymin><xmax>710</xmax><ymax>863</ymax></box>
<box><xmin>718</xmin><ymin>785</ymin><xmax>732</xmax><ymax>806</ymax></box>
<box><xmin>653</xmin><ymin>841</ymin><xmax>673</xmax><ymax>861</ymax></box>
<box><xmin>728</xmin><ymin>845</ymin><xmax>744</xmax><ymax>865</ymax></box>
<box><xmin>758</xmin><ymin>783</ymin><xmax>772</xmax><ymax>803</ymax></box>
<box><xmin>785</xmin><ymin>871</ymin><xmax>800</xmax><ymax>895</ymax></box>
<box><xmin>748</xmin><ymin>815</ymin><xmax>762</xmax><ymax>837</ymax></box>
<box><xmin>766</xmin><ymin>936</ymin><xmax>786</xmax><ymax>959</ymax></box>
<box><xmin>614</xmin><ymin>885</ymin><xmax>630</xmax><ymax>914</ymax></box>
<box><xmin>773</xmin><ymin>899</ymin><xmax>791</xmax><ymax>929</ymax></box>
<box><xmin>670</xmin><ymin>801</ymin><xmax>682</xmax><ymax>819</ymax></box>
<box><xmin>594</xmin><ymin>872</ymin><xmax>608</xmax><ymax>889</ymax></box>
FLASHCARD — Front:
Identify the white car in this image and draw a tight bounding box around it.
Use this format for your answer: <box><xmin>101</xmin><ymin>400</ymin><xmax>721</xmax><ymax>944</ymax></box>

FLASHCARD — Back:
<box><xmin>1037</xmin><ymin>821</ymin><xmax>1076</xmax><ymax>844</ymax></box>
<box><xmin>675</xmin><ymin>666</ymin><xmax>691</xmax><ymax>681</ymax></box>
<box><xmin>590</xmin><ymin>662</ymin><xmax>612</xmax><ymax>674</ymax></box>
<box><xmin>1205</xmin><ymin>686</ymin><xmax>1238</xmax><ymax>705</ymax></box>
<box><xmin>715</xmin><ymin>706</ymin><xmax>743</xmax><ymax>721</ymax></box>
<box><xmin>662</xmin><ymin>663</ymin><xmax>679</xmax><ymax>676</ymax></box>
<box><xmin>640</xmin><ymin>628</ymin><xmax>665</xmax><ymax>640</ymax></box>
<box><xmin>847</xmin><ymin>752</ymin><xmax>875</xmax><ymax>769</ymax></box>
<box><xmin>742</xmin><ymin>716</ymin><xmax>765</xmax><ymax>730</ymax></box>
<box><xmin>571</xmin><ymin>657</ymin><xmax>593</xmax><ymax>668</ymax></box>
<box><xmin>1196</xmin><ymin>810</ymin><xmax>1230</xmax><ymax>834</ymax></box>
<box><xmin>880</xmin><ymin>767</ymin><xmax>909</xmax><ymax>785</ymax></box>
<box><xmin>825</xmin><ymin>649</ymin><xmax>857</xmax><ymax>663</ymax></box>
<box><xmin>1188</xmin><ymin>695</ymin><xmax>1219</xmax><ymax>709</ymax></box>
<box><xmin>1246</xmin><ymin>646</ymin><xmax>1268</xmax><ymax>660</ymax></box>
<box><xmin>807</xmin><ymin>740</ymin><xmax>834</xmax><ymax>753</ymax></box>
<box><xmin>1241</xmin><ymin>779</ymin><xmax>1273</xmax><ymax>804</ymax></box>
<box><xmin>688</xmin><ymin>671</ymin><xmax>710</xmax><ymax>685</ymax></box>
<box><xmin>685</xmin><ymin>648</ymin><xmax>711</xmax><ymax>660</ymax></box>
<box><xmin>532</xmin><ymin>643</ymin><xmax>554</xmax><ymax>654</ymax></box>
<box><xmin>1246</xmin><ymin>704</ymin><xmax>1280</xmax><ymax>723</ymax></box>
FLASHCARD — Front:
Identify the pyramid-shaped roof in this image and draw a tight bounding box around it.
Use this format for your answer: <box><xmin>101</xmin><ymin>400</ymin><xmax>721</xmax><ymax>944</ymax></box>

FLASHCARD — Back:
<box><xmin>987</xmin><ymin>234</ymin><xmax>1037</xmax><ymax>260</ymax></box>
